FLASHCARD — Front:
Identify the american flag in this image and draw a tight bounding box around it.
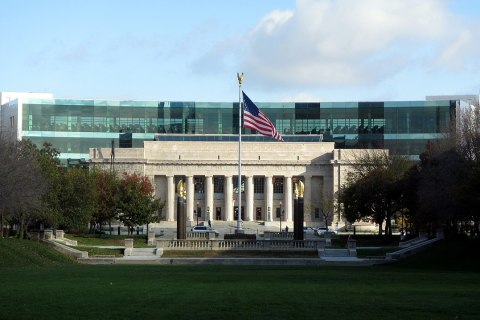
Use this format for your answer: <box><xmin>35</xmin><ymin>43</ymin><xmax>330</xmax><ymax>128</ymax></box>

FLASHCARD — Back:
<box><xmin>242</xmin><ymin>91</ymin><xmax>284</xmax><ymax>142</ymax></box>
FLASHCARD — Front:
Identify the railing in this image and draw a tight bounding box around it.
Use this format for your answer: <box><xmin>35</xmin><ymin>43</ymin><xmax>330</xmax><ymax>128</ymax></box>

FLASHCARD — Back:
<box><xmin>264</xmin><ymin>231</ymin><xmax>294</xmax><ymax>239</ymax></box>
<box><xmin>156</xmin><ymin>239</ymin><xmax>323</xmax><ymax>251</ymax></box>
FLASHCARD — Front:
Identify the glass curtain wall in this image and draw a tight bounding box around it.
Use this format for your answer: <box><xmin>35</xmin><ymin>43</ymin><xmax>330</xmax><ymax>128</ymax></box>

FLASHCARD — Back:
<box><xmin>21</xmin><ymin>98</ymin><xmax>456</xmax><ymax>159</ymax></box>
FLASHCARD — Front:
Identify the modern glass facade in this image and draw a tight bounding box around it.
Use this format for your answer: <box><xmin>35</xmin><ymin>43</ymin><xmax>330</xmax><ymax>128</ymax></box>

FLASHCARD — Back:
<box><xmin>20</xmin><ymin>97</ymin><xmax>456</xmax><ymax>159</ymax></box>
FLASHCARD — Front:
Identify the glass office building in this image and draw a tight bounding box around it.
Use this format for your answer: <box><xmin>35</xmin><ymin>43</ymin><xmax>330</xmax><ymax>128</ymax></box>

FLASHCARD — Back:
<box><xmin>14</xmin><ymin>96</ymin><xmax>456</xmax><ymax>160</ymax></box>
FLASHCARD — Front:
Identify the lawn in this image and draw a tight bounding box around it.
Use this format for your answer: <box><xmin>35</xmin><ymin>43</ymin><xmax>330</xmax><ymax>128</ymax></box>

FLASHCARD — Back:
<box><xmin>0</xmin><ymin>237</ymin><xmax>479</xmax><ymax>320</ymax></box>
<box><xmin>67</xmin><ymin>233</ymin><xmax>153</xmax><ymax>247</ymax></box>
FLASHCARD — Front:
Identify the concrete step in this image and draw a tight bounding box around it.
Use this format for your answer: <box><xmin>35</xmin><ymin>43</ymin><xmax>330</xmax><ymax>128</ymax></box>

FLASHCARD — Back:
<box><xmin>322</xmin><ymin>249</ymin><xmax>351</xmax><ymax>257</ymax></box>
<box><xmin>129</xmin><ymin>248</ymin><xmax>156</xmax><ymax>256</ymax></box>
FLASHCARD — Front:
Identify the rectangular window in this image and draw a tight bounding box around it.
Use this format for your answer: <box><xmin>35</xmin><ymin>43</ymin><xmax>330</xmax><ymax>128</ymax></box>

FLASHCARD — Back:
<box><xmin>194</xmin><ymin>176</ymin><xmax>204</xmax><ymax>193</ymax></box>
<box><xmin>273</xmin><ymin>177</ymin><xmax>284</xmax><ymax>194</ymax></box>
<box><xmin>315</xmin><ymin>208</ymin><xmax>320</xmax><ymax>219</ymax></box>
<box><xmin>276</xmin><ymin>207</ymin><xmax>281</xmax><ymax>218</ymax></box>
<box><xmin>254</xmin><ymin>177</ymin><xmax>264</xmax><ymax>193</ymax></box>
<box><xmin>214</xmin><ymin>176</ymin><xmax>224</xmax><ymax>193</ymax></box>
<box><xmin>233</xmin><ymin>176</ymin><xmax>245</xmax><ymax>193</ymax></box>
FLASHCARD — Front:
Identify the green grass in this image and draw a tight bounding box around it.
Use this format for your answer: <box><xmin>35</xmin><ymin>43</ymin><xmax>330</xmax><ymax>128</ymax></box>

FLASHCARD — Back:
<box><xmin>0</xmin><ymin>237</ymin><xmax>479</xmax><ymax>320</ymax></box>
<box><xmin>67</xmin><ymin>233</ymin><xmax>153</xmax><ymax>247</ymax></box>
<box><xmin>0</xmin><ymin>238</ymin><xmax>75</xmax><ymax>268</ymax></box>
<box><xmin>76</xmin><ymin>246</ymin><xmax>124</xmax><ymax>257</ymax></box>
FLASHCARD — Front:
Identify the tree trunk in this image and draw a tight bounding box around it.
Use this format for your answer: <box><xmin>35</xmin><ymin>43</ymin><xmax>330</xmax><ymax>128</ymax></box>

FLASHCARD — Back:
<box><xmin>18</xmin><ymin>216</ymin><xmax>25</xmax><ymax>239</ymax></box>
<box><xmin>0</xmin><ymin>211</ymin><xmax>3</xmax><ymax>238</ymax></box>
<box><xmin>377</xmin><ymin>222</ymin><xmax>383</xmax><ymax>236</ymax></box>
<box><xmin>385</xmin><ymin>216</ymin><xmax>392</xmax><ymax>236</ymax></box>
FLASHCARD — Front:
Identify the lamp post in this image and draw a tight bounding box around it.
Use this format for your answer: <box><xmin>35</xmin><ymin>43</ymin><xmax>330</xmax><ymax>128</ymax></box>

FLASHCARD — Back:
<box><xmin>279</xmin><ymin>201</ymin><xmax>282</xmax><ymax>232</ymax></box>
<box><xmin>196</xmin><ymin>201</ymin><xmax>199</xmax><ymax>226</ymax></box>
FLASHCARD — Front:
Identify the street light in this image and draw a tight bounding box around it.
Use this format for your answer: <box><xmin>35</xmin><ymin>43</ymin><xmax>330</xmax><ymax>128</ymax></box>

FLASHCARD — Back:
<box><xmin>196</xmin><ymin>201</ymin><xmax>200</xmax><ymax>226</ymax></box>
<box><xmin>279</xmin><ymin>201</ymin><xmax>282</xmax><ymax>232</ymax></box>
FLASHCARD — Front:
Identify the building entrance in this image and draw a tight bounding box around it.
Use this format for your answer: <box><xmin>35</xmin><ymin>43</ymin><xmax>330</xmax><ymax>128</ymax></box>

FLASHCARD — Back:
<box><xmin>233</xmin><ymin>206</ymin><xmax>245</xmax><ymax>220</ymax></box>
<box><xmin>256</xmin><ymin>207</ymin><xmax>262</xmax><ymax>220</ymax></box>
<box><xmin>216</xmin><ymin>207</ymin><xmax>222</xmax><ymax>220</ymax></box>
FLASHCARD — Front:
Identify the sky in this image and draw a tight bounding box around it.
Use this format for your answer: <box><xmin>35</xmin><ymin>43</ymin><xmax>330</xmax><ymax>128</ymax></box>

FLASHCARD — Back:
<box><xmin>1</xmin><ymin>0</ymin><xmax>479</xmax><ymax>103</ymax></box>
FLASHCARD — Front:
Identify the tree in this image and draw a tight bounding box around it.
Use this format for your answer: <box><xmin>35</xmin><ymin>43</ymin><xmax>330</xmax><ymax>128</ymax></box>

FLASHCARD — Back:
<box><xmin>117</xmin><ymin>173</ymin><xmax>163</xmax><ymax>235</ymax></box>
<box><xmin>32</xmin><ymin>141</ymin><xmax>64</xmax><ymax>229</ymax></box>
<box><xmin>319</xmin><ymin>193</ymin><xmax>336</xmax><ymax>230</ymax></box>
<box><xmin>417</xmin><ymin>146</ymin><xmax>467</xmax><ymax>235</ymax></box>
<box><xmin>91</xmin><ymin>169</ymin><xmax>120</xmax><ymax>234</ymax></box>
<box><xmin>0</xmin><ymin>139</ymin><xmax>46</xmax><ymax>238</ymax></box>
<box><xmin>58</xmin><ymin>168</ymin><xmax>97</xmax><ymax>232</ymax></box>
<box><xmin>338</xmin><ymin>151</ymin><xmax>411</xmax><ymax>236</ymax></box>
<box><xmin>457</xmin><ymin>104</ymin><xmax>480</xmax><ymax>163</ymax></box>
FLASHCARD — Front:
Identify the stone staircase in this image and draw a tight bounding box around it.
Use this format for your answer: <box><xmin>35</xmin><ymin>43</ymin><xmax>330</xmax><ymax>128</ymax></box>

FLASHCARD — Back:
<box><xmin>124</xmin><ymin>247</ymin><xmax>163</xmax><ymax>257</ymax></box>
<box><xmin>321</xmin><ymin>249</ymin><xmax>352</xmax><ymax>257</ymax></box>
<box><xmin>318</xmin><ymin>248</ymin><xmax>357</xmax><ymax>259</ymax></box>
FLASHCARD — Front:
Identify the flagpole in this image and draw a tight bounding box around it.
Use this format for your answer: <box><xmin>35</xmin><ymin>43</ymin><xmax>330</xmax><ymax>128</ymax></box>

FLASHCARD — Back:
<box><xmin>236</xmin><ymin>72</ymin><xmax>244</xmax><ymax>232</ymax></box>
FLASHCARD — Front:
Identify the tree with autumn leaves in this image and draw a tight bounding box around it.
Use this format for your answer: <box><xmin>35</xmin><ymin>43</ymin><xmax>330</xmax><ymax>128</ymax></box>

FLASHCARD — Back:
<box><xmin>0</xmin><ymin>137</ymin><xmax>164</xmax><ymax>236</ymax></box>
<box><xmin>116</xmin><ymin>172</ymin><xmax>164</xmax><ymax>235</ymax></box>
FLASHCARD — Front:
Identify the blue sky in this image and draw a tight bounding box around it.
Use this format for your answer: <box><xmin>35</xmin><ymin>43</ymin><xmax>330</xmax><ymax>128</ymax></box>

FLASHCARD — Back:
<box><xmin>1</xmin><ymin>0</ymin><xmax>479</xmax><ymax>102</ymax></box>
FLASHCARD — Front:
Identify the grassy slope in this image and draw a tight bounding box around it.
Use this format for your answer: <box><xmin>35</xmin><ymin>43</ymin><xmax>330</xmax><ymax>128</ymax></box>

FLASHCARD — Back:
<box><xmin>393</xmin><ymin>237</ymin><xmax>480</xmax><ymax>272</ymax></box>
<box><xmin>0</xmin><ymin>237</ymin><xmax>479</xmax><ymax>320</ymax></box>
<box><xmin>0</xmin><ymin>238</ymin><xmax>75</xmax><ymax>268</ymax></box>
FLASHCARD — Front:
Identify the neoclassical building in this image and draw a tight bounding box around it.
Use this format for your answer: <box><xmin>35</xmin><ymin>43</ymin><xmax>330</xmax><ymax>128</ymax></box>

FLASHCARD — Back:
<box><xmin>90</xmin><ymin>140</ymin><xmax>371</xmax><ymax>227</ymax></box>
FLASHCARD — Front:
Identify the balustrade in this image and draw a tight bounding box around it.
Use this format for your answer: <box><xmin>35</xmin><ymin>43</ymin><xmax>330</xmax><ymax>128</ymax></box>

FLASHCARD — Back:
<box><xmin>155</xmin><ymin>239</ymin><xmax>322</xmax><ymax>251</ymax></box>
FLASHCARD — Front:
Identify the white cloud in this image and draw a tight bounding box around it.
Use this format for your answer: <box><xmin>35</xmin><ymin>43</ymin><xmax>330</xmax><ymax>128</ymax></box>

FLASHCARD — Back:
<box><xmin>239</xmin><ymin>0</ymin><xmax>476</xmax><ymax>90</ymax></box>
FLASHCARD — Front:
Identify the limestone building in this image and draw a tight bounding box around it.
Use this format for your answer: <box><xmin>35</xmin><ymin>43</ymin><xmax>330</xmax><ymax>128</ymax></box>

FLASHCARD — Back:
<box><xmin>90</xmin><ymin>141</ymin><xmax>373</xmax><ymax>228</ymax></box>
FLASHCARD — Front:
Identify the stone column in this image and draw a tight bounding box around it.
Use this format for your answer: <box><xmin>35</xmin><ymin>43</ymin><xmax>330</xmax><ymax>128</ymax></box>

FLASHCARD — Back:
<box><xmin>304</xmin><ymin>175</ymin><xmax>312</xmax><ymax>221</ymax></box>
<box><xmin>225</xmin><ymin>175</ymin><xmax>233</xmax><ymax>221</ymax></box>
<box><xmin>285</xmin><ymin>176</ymin><xmax>293</xmax><ymax>222</ymax></box>
<box><xmin>186</xmin><ymin>176</ymin><xmax>194</xmax><ymax>222</ymax></box>
<box><xmin>331</xmin><ymin>160</ymin><xmax>341</xmax><ymax>227</ymax></box>
<box><xmin>167</xmin><ymin>175</ymin><xmax>175</xmax><ymax>221</ymax></box>
<box><xmin>246</xmin><ymin>176</ymin><xmax>254</xmax><ymax>221</ymax></box>
<box><xmin>265</xmin><ymin>176</ymin><xmax>273</xmax><ymax>222</ymax></box>
<box><xmin>205</xmin><ymin>175</ymin><xmax>214</xmax><ymax>221</ymax></box>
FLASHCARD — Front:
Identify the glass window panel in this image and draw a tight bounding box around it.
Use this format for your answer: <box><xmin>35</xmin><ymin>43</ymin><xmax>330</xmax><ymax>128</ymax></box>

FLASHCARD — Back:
<box><xmin>254</xmin><ymin>177</ymin><xmax>264</xmax><ymax>194</ymax></box>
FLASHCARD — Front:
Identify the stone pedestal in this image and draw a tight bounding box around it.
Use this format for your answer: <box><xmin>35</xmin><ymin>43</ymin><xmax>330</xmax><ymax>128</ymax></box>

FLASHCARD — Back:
<box><xmin>124</xmin><ymin>238</ymin><xmax>134</xmax><ymax>256</ymax></box>
<box><xmin>148</xmin><ymin>231</ymin><xmax>156</xmax><ymax>245</ymax></box>
<box><xmin>44</xmin><ymin>230</ymin><xmax>53</xmax><ymax>240</ymax></box>
<box><xmin>55</xmin><ymin>230</ymin><xmax>64</xmax><ymax>239</ymax></box>
<box><xmin>347</xmin><ymin>239</ymin><xmax>357</xmax><ymax>257</ymax></box>
<box><xmin>293</xmin><ymin>198</ymin><xmax>304</xmax><ymax>241</ymax></box>
<box><xmin>234</xmin><ymin>228</ymin><xmax>245</xmax><ymax>235</ymax></box>
<box><xmin>177</xmin><ymin>196</ymin><xmax>186</xmax><ymax>240</ymax></box>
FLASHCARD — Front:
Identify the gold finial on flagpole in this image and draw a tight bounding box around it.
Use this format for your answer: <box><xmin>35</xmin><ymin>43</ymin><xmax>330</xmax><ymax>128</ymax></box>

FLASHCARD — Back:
<box><xmin>237</xmin><ymin>72</ymin><xmax>244</xmax><ymax>86</ymax></box>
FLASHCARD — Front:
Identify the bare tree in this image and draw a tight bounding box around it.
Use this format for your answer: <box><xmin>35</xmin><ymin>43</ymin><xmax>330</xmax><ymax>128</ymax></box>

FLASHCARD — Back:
<box><xmin>0</xmin><ymin>139</ymin><xmax>46</xmax><ymax>238</ymax></box>
<box><xmin>457</xmin><ymin>103</ymin><xmax>480</xmax><ymax>164</ymax></box>
<box><xmin>319</xmin><ymin>192</ymin><xmax>336</xmax><ymax>230</ymax></box>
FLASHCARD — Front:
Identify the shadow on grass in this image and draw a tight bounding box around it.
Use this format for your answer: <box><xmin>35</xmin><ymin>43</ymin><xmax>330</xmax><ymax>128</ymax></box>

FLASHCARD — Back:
<box><xmin>391</xmin><ymin>237</ymin><xmax>480</xmax><ymax>271</ymax></box>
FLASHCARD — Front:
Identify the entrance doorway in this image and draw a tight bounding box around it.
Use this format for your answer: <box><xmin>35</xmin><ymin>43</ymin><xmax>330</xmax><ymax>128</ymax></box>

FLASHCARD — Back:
<box><xmin>216</xmin><ymin>207</ymin><xmax>222</xmax><ymax>220</ymax></box>
<box><xmin>234</xmin><ymin>206</ymin><xmax>245</xmax><ymax>220</ymax></box>
<box><xmin>256</xmin><ymin>207</ymin><xmax>262</xmax><ymax>220</ymax></box>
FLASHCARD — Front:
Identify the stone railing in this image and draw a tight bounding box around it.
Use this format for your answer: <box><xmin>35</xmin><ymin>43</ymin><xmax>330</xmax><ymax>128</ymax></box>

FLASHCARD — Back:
<box><xmin>264</xmin><ymin>231</ymin><xmax>294</xmax><ymax>240</ymax></box>
<box><xmin>156</xmin><ymin>239</ymin><xmax>323</xmax><ymax>251</ymax></box>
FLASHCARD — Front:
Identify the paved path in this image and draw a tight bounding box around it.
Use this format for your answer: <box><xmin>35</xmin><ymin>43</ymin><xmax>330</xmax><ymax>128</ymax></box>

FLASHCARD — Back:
<box><xmin>81</xmin><ymin>256</ymin><xmax>388</xmax><ymax>266</ymax></box>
